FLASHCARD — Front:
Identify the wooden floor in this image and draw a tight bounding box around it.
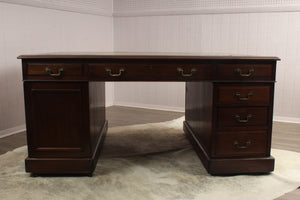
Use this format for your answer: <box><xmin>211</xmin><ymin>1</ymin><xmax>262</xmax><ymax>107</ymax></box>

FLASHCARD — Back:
<box><xmin>0</xmin><ymin>106</ymin><xmax>299</xmax><ymax>199</ymax></box>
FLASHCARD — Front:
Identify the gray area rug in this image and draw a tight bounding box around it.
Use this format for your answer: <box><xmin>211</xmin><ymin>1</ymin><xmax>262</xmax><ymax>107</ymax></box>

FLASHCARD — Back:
<box><xmin>0</xmin><ymin>117</ymin><xmax>300</xmax><ymax>200</ymax></box>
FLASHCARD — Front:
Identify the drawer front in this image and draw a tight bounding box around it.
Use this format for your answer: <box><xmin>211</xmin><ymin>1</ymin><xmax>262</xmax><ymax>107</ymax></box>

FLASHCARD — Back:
<box><xmin>88</xmin><ymin>62</ymin><xmax>213</xmax><ymax>81</ymax></box>
<box><xmin>217</xmin><ymin>63</ymin><xmax>275</xmax><ymax>81</ymax></box>
<box><xmin>215</xmin><ymin>131</ymin><xmax>268</xmax><ymax>157</ymax></box>
<box><xmin>89</xmin><ymin>63</ymin><xmax>151</xmax><ymax>80</ymax></box>
<box><xmin>216</xmin><ymin>85</ymin><xmax>272</xmax><ymax>106</ymax></box>
<box><xmin>217</xmin><ymin>107</ymin><xmax>269</xmax><ymax>129</ymax></box>
<box><xmin>24</xmin><ymin>63</ymin><xmax>85</xmax><ymax>80</ymax></box>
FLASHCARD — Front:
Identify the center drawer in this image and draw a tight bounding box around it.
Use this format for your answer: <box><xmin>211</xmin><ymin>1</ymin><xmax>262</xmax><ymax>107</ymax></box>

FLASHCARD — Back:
<box><xmin>88</xmin><ymin>62</ymin><xmax>213</xmax><ymax>81</ymax></box>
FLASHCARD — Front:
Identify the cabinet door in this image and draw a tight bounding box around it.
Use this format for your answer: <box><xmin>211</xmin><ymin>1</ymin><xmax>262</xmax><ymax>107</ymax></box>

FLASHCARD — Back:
<box><xmin>24</xmin><ymin>82</ymin><xmax>91</xmax><ymax>158</ymax></box>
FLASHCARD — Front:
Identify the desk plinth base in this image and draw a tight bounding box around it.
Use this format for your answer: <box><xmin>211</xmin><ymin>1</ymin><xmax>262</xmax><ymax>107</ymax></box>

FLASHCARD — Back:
<box><xmin>184</xmin><ymin>121</ymin><xmax>275</xmax><ymax>175</ymax></box>
<box><xmin>25</xmin><ymin>121</ymin><xmax>107</xmax><ymax>176</ymax></box>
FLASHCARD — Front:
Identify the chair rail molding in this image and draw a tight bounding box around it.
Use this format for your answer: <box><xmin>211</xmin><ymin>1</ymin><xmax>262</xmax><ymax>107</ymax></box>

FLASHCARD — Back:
<box><xmin>113</xmin><ymin>0</ymin><xmax>300</xmax><ymax>17</ymax></box>
<box><xmin>0</xmin><ymin>0</ymin><xmax>113</xmax><ymax>16</ymax></box>
<box><xmin>3</xmin><ymin>0</ymin><xmax>300</xmax><ymax>17</ymax></box>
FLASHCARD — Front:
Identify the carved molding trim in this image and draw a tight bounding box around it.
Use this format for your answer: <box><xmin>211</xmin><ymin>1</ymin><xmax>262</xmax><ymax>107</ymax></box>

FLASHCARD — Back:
<box><xmin>0</xmin><ymin>0</ymin><xmax>112</xmax><ymax>16</ymax></box>
<box><xmin>113</xmin><ymin>6</ymin><xmax>300</xmax><ymax>17</ymax></box>
<box><xmin>2</xmin><ymin>0</ymin><xmax>300</xmax><ymax>17</ymax></box>
<box><xmin>113</xmin><ymin>0</ymin><xmax>300</xmax><ymax>16</ymax></box>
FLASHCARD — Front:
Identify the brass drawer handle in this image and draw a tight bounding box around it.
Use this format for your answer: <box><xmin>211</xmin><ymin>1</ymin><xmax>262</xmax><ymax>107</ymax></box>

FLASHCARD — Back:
<box><xmin>235</xmin><ymin>68</ymin><xmax>254</xmax><ymax>77</ymax></box>
<box><xmin>235</xmin><ymin>114</ymin><xmax>252</xmax><ymax>123</ymax></box>
<box><xmin>235</xmin><ymin>92</ymin><xmax>253</xmax><ymax>101</ymax></box>
<box><xmin>45</xmin><ymin>67</ymin><xmax>64</xmax><ymax>77</ymax></box>
<box><xmin>233</xmin><ymin>140</ymin><xmax>251</xmax><ymax>149</ymax></box>
<box><xmin>177</xmin><ymin>67</ymin><xmax>197</xmax><ymax>77</ymax></box>
<box><xmin>105</xmin><ymin>68</ymin><xmax>125</xmax><ymax>77</ymax></box>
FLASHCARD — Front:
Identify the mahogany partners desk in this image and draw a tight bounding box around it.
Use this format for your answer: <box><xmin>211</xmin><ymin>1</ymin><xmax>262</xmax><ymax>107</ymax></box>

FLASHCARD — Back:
<box><xmin>18</xmin><ymin>53</ymin><xmax>279</xmax><ymax>176</ymax></box>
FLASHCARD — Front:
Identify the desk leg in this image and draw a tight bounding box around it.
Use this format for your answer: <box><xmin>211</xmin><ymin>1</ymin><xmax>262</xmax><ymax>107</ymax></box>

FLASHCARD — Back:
<box><xmin>24</xmin><ymin>82</ymin><xmax>107</xmax><ymax>175</ymax></box>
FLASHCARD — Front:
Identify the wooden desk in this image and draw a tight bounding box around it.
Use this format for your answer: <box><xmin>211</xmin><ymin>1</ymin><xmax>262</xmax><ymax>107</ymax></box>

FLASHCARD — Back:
<box><xmin>18</xmin><ymin>53</ymin><xmax>279</xmax><ymax>175</ymax></box>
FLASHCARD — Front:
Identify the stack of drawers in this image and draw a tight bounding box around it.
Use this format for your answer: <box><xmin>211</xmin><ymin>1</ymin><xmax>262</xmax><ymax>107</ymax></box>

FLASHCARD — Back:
<box><xmin>206</xmin><ymin>62</ymin><xmax>276</xmax><ymax>174</ymax></box>
<box><xmin>213</xmin><ymin>63</ymin><xmax>275</xmax><ymax>160</ymax></box>
<box><xmin>214</xmin><ymin>83</ymin><xmax>273</xmax><ymax>158</ymax></box>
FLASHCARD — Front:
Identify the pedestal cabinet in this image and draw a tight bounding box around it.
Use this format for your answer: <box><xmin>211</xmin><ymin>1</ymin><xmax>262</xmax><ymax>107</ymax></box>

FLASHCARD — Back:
<box><xmin>23</xmin><ymin>81</ymin><xmax>107</xmax><ymax>174</ymax></box>
<box><xmin>185</xmin><ymin>61</ymin><xmax>276</xmax><ymax>174</ymax></box>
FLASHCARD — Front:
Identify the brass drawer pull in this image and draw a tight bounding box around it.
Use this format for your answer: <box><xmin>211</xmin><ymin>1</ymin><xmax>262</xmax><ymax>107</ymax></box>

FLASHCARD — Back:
<box><xmin>45</xmin><ymin>67</ymin><xmax>64</xmax><ymax>77</ymax></box>
<box><xmin>177</xmin><ymin>67</ymin><xmax>197</xmax><ymax>77</ymax></box>
<box><xmin>233</xmin><ymin>140</ymin><xmax>251</xmax><ymax>149</ymax></box>
<box><xmin>106</xmin><ymin>68</ymin><xmax>125</xmax><ymax>77</ymax></box>
<box><xmin>235</xmin><ymin>68</ymin><xmax>254</xmax><ymax>77</ymax></box>
<box><xmin>235</xmin><ymin>92</ymin><xmax>253</xmax><ymax>101</ymax></box>
<box><xmin>235</xmin><ymin>114</ymin><xmax>252</xmax><ymax>123</ymax></box>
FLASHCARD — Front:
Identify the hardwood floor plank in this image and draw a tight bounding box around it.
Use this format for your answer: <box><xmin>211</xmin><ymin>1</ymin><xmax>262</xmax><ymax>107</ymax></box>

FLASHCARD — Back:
<box><xmin>274</xmin><ymin>188</ymin><xmax>300</xmax><ymax>200</ymax></box>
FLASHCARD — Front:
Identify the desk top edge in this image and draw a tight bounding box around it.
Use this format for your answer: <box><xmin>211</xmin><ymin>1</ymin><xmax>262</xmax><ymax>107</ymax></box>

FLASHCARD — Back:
<box><xmin>17</xmin><ymin>52</ymin><xmax>280</xmax><ymax>61</ymax></box>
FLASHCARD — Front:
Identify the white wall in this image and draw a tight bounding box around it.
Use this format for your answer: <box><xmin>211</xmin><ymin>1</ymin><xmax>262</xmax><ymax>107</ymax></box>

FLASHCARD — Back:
<box><xmin>0</xmin><ymin>2</ymin><xmax>113</xmax><ymax>137</ymax></box>
<box><xmin>2</xmin><ymin>0</ymin><xmax>300</xmax><ymax>138</ymax></box>
<box><xmin>113</xmin><ymin>1</ymin><xmax>300</xmax><ymax>123</ymax></box>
